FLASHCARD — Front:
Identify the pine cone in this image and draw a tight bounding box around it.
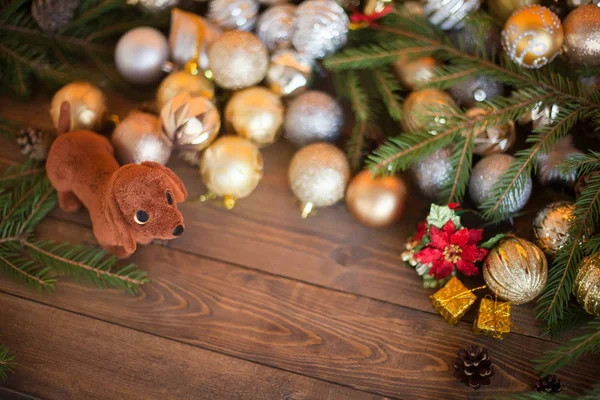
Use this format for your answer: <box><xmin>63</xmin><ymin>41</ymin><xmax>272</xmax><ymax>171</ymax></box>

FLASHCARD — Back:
<box><xmin>453</xmin><ymin>344</ymin><xmax>493</xmax><ymax>390</ymax></box>
<box><xmin>575</xmin><ymin>171</ymin><xmax>600</xmax><ymax>198</ymax></box>
<box><xmin>16</xmin><ymin>128</ymin><xmax>56</xmax><ymax>161</ymax></box>
<box><xmin>31</xmin><ymin>0</ymin><xmax>80</xmax><ymax>32</ymax></box>
<box><xmin>536</xmin><ymin>375</ymin><xmax>562</xmax><ymax>393</ymax></box>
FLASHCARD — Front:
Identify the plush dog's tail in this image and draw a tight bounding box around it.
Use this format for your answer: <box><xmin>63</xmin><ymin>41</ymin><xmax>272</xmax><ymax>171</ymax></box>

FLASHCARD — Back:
<box><xmin>57</xmin><ymin>101</ymin><xmax>71</xmax><ymax>135</ymax></box>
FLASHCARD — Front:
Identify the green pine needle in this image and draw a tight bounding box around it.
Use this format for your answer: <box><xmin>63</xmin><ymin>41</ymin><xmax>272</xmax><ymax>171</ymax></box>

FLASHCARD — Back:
<box><xmin>372</xmin><ymin>68</ymin><xmax>403</xmax><ymax>121</ymax></box>
<box><xmin>0</xmin><ymin>344</ymin><xmax>16</xmax><ymax>381</ymax></box>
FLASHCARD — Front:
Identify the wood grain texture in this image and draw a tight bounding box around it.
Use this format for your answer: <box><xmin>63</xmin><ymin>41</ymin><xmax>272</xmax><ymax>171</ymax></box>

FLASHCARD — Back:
<box><xmin>0</xmin><ymin>218</ymin><xmax>596</xmax><ymax>399</ymax></box>
<box><xmin>0</xmin><ymin>95</ymin><xmax>544</xmax><ymax>339</ymax></box>
<box><xmin>0</xmin><ymin>293</ymin><xmax>381</xmax><ymax>400</ymax></box>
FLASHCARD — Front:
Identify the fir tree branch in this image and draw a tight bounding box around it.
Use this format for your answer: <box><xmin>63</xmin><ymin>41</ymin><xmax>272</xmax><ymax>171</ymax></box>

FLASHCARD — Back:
<box><xmin>0</xmin><ymin>167</ymin><xmax>45</xmax><ymax>184</ymax></box>
<box><xmin>559</xmin><ymin>151</ymin><xmax>600</xmax><ymax>178</ymax></box>
<box><xmin>347</xmin><ymin>71</ymin><xmax>369</xmax><ymax>122</ymax></box>
<box><xmin>440</xmin><ymin>128</ymin><xmax>474</xmax><ymax>203</ymax></box>
<box><xmin>545</xmin><ymin>306</ymin><xmax>593</xmax><ymax>340</ymax></box>
<box><xmin>0</xmin><ymin>344</ymin><xmax>16</xmax><ymax>382</ymax></box>
<box><xmin>0</xmin><ymin>42</ymin><xmax>72</xmax><ymax>83</ymax></box>
<box><xmin>372</xmin><ymin>68</ymin><xmax>403</xmax><ymax>121</ymax></box>
<box><xmin>347</xmin><ymin>120</ymin><xmax>368</xmax><ymax>172</ymax></box>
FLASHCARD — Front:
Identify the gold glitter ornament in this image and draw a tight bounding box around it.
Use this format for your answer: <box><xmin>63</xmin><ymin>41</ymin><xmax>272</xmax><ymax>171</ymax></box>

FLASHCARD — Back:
<box><xmin>488</xmin><ymin>0</ymin><xmax>540</xmax><ymax>21</ymax></box>
<box><xmin>402</xmin><ymin>89</ymin><xmax>457</xmax><ymax>133</ymax></box>
<box><xmin>156</xmin><ymin>71</ymin><xmax>214</xmax><ymax>111</ymax></box>
<box><xmin>200</xmin><ymin>136</ymin><xmax>264</xmax><ymax>208</ymax></box>
<box><xmin>483</xmin><ymin>236</ymin><xmax>548</xmax><ymax>305</ymax></box>
<box><xmin>50</xmin><ymin>82</ymin><xmax>107</xmax><ymax>132</ymax></box>
<box><xmin>225</xmin><ymin>87</ymin><xmax>285</xmax><ymax>148</ymax></box>
<box><xmin>266</xmin><ymin>50</ymin><xmax>313</xmax><ymax>97</ymax></box>
<box><xmin>563</xmin><ymin>5</ymin><xmax>600</xmax><ymax>66</ymax></box>
<box><xmin>392</xmin><ymin>56</ymin><xmax>439</xmax><ymax>90</ymax></box>
<box><xmin>501</xmin><ymin>5</ymin><xmax>563</xmax><ymax>69</ymax></box>
<box><xmin>465</xmin><ymin>108</ymin><xmax>515</xmax><ymax>156</ymax></box>
<box><xmin>345</xmin><ymin>170</ymin><xmax>408</xmax><ymax>228</ymax></box>
<box><xmin>111</xmin><ymin>111</ymin><xmax>172</xmax><ymax>165</ymax></box>
<box><xmin>288</xmin><ymin>142</ymin><xmax>350</xmax><ymax>217</ymax></box>
<box><xmin>533</xmin><ymin>201</ymin><xmax>576</xmax><ymax>256</ymax></box>
<box><xmin>573</xmin><ymin>253</ymin><xmax>600</xmax><ymax>316</ymax></box>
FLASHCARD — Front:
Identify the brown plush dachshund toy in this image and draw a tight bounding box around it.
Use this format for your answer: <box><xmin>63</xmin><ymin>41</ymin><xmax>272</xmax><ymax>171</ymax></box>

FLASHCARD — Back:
<box><xmin>46</xmin><ymin>102</ymin><xmax>187</xmax><ymax>259</ymax></box>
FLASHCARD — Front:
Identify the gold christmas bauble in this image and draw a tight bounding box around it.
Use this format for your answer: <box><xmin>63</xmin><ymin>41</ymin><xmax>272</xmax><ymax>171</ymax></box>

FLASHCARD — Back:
<box><xmin>111</xmin><ymin>111</ymin><xmax>172</xmax><ymax>165</ymax></box>
<box><xmin>288</xmin><ymin>142</ymin><xmax>350</xmax><ymax>217</ymax></box>
<box><xmin>346</xmin><ymin>170</ymin><xmax>408</xmax><ymax>228</ymax></box>
<box><xmin>392</xmin><ymin>56</ymin><xmax>439</xmax><ymax>90</ymax></box>
<box><xmin>533</xmin><ymin>201</ymin><xmax>576</xmax><ymax>256</ymax></box>
<box><xmin>200</xmin><ymin>136</ymin><xmax>264</xmax><ymax>207</ymax></box>
<box><xmin>483</xmin><ymin>235</ymin><xmax>548</xmax><ymax>305</ymax></box>
<box><xmin>501</xmin><ymin>5</ymin><xmax>563</xmax><ymax>69</ymax></box>
<box><xmin>465</xmin><ymin>107</ymin><xmax>516</xmax><ymax>156</ymax></box>
<box><xmin>573</xmin><ymin>253</ymin><xmax>600</xmax><ymax>316</ymax></box>
<box><xmin>402</xmin><ymin>88</ymin><xmax>456</xmax><ymax>133</ymax></box>
<box><xmin>156</xmin><ymin>71</ymin><xmax>214</xmax><ymax>111</ymax></box>
<box><xmin>488</xmin><ymin>0</ymin><xmax>540</xmax><ymax>21</ymax></box>
<box><xmin>563</xmin><ymin>5</ymin><xmax>600</xmax><ymax>66</ymax></box>
<box><xmin>225</xmin><ymin>87</ymin><xmax>285</xmax><ymax>148</ymax></box>
<box><xmin>50</xmin><ymin>81</ymin><xmax>107</xmax><ymax>132</ymax></box>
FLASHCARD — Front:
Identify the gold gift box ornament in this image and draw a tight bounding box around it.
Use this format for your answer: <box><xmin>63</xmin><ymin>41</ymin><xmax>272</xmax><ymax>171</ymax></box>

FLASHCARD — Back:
<box><xmin>430</xmin><ymin>277</ymin><xmax>485</xmax><ymax>325</ymax></box>
<box><xmin>473</xmin><ymin>296</ymin><xmax>512</xmax><ymax>339</ymax></box>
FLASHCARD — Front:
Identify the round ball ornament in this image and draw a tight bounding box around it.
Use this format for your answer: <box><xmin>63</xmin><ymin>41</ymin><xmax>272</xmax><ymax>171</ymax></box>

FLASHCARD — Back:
<box><xmin>256</xmin><ymin>5</ymin><xmax>296</xmax><ymax>52</ymax></box>
<box><xmin>115</xmin><ymin>27</ymin><xmax>169</xmax><ymax>85</ymax></box>
<box><xmin>292</xmin><ymin>0</ymin><xmax>349</xmax><ymax>59</ymax></box>
<box><xmin>160</xmin><ymin>92</ymin><xmax>221</xmax><ymax>152</ymax></box>
<box><xmin>266</xmin><ymin>50</ymin><xmax>313</xmax><ymax>97</ymax></box>
<box><xmin>465</xmin><ymin>108</ymin><xmax>516</xmax><ymax>156</ymax></box>
<box><xmin>392</xmin><ymin>56</ymin><xmax>439</xmax><ymax>90</ymax></box>
<box><xmin>422</xmin><ymin>0</ymin><xmax>481</xmax><ymax>30</ymax></box>
<box><xmin>346</xmin><ymin>170</ymin><xmax>408</xmax><ymax>228</ymax></box>
<box><xmin>50</xmin><ymin>82</ymin><xmax>107</xmax><ymax>132</ymax></box>
<box><xmin>483</xmin><ymin>236</ymin><xmax>548</xmax><ymax>304</ymax></box>
<box><xmin>563</xmin><ymin>5</ymin><xmax>600</xmax><ymax>66</ymax></box>
<box><xmin>111</xmin><ymin>111</ymin><xmax>172</xmax><ymax>165</ymax></box>
<box><xmin>537</xmin><ymin>135</ymin><xmax>583</xmax><ymax>186</ymax></box>
<box><xmin>288</xmin><ymin>142</ymin><xmax>350</xmax><ymax>217</ymax></box>
<box><xmin>448</xmin><ymin>21</ymin><xmax>501</xmax><ymax>55</ymax></box>
<box><xmin>200</xmin><ymin>136</ymin><xmax>264</xmax><ymax>208</ymax></box>
<box><xmin>411</xmin><ymin>147</ymin><xmax>453</xmax><ymax>199</ymax></box>
<box><xmin>449</xmin><ymin>75</ymin><xmax>504</xmax><ymax>108</ymax></box>
<box><xmin>468</xmin><ymin>154</ymin><xmax>532</xmax><ymax>214</ymax></box>
<box><xmin>225</xmin><ymin>87</ymin><xmax>285</xmax><ymax>147</ymax></box>
<box><xmin>208</xmin><ymin>31</ymin><xmax>269</xmax><ymax>90</ymax></box>
<box><xmin>402</xmin><ymin>89</ymin><xmax>456</xmax><ymax>133</ymax></box>
<box><xmin>533</xmin><ymin>201</ymin><xmax>576</xmax><ymax>256</ymax></box>
<box><xmin>573</xmin><ymin>253</ymin><xmax>600</xmax><ymax>316</ymax></box>
<box><xmin>156</xmin><ymin>71</ymin><xmax>214</xmax><ymax>111</ymax></box>
<box><xmin>488</xmin><ymin>0</ymin><xmax>540</xmax><ymax>21</ymax></box>
<box><xmin>284</xmin><ymin>91</ymin><xmax>344</xmax><ymax>147</ymax></box>
<box><xmin>501</xmin><ymin>5</ymin><xmax>563</xmax><ymax>69</ymax></box>
<box><xmin>207</xmin><ymin>0</ymin><xmax>259</xmax><ymax>31</ymax></box>
<box><xmin>132</xmin><ymin>0</ymin><xmax>179</xmax><ymax>12</ymax></box>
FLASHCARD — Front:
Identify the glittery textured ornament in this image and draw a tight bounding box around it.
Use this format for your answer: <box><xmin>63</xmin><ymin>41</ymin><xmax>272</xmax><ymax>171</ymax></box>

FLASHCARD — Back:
<box><xmin>200</xmin><ymin>136</ymin><xmax>264</xmax><ymax>207</ymax></box>
<box><xmin>292</xmin><ymin>0</ymin><xmax>349</xmax><ymax>59</ymax></box>
<box><xmin>402</xmin><ymin>88</ymin><xmax>457</xmax><ymax>133</ymax></box>
<box><xmin>449</xmin><ymin>75</ymin><xmax>504</xmax><ymax>107</ymax></box>
<box><xmin>488</xmin><ymin>0</ymin><xmax>540</xmax><ymax>21</ymax></box>
<box><xmin>484</xmin><ymin>236</ymin><xmax>548</xmax><ymax>305</ymax></box>
<box><xmin>266</xmin><ymin>50</ymin><xmax>313</xmax><ymax>97</ymax></box>
<box><xmin>346</xmin><ymin>170</ymin><xmax>408</xmax><ymax>228</ymax></box>
<box><xmin>225</xmin><ymin>87</ymin><xmax>285</xmax><ymax>147</ymax></box>
<box><xmin>156</xmin><ymin>71</ymin><xmax>214</xmax><ymax>111</ymax></box>
<box><xmin>501</xmin><ymin>5</ymin><xmax>563</xmax><ymax>69</ymax></box>
<box><xmin>258</xmin><ymin>0</ymin><xmax>288</xmax><ymax>5</ymax></box>
<box><xmin>31</xmin><ymin>0</ymin><xmax>79</xmax><ymax>32</ymax></box>
<box><xmin>468</xmin><ymin>154</ymin><xmax>532</xmax><ymax>213</ymax></box>
<box><xmin>288</xmin><ymin>143</ymin><xmax>350</xmax><ymax>217</ymax></box>
<box><xmin>115</xmin><ymin>27</ymin><xmax>169</xmax><ymax>85</ymax></box>
<box><xmin>411</xmin><ymin>147</ymin><xmax>453</xmax><ymax>199</ymax></box>
<box><xmin>537</xmin><ymin>135</ymin><xmax>582</xmax><ymax>186</ymax></box>
<box><xmin>573</xmin><ymin>253</ymin><xmax>600</xmax><ymax>316</ymax></box>
<box><xmin>208</xmin><ymin>0</ymin><xmax>259</xmax><ymax>31</ymax></box>
<box><xmin>130</xmin><ymin>0</ymin><xmax>179</xmax><ymax>12</ymax></box>
<box><xmin>392</xmin><ymin>56</ymin><xmax>439</xmax><ymax>90</ymax></box>
<box><xmin>257</xmin><ymin>5</ymin><xmax>296</xmax><ymax>52</ymax></box>
<box><xmin>563</xmin><ymin>5</ymin><xmax>600</xmax><ymax>66</ymax></box>
<box><xmin>160</xmin><ymin>92</ymin><xmax>221</xmax><ymax>152</ymax></box>
<box><xmin>465</xmin><ymin>108</ymin><xmax>515</xmax><ymax>156</ymax></box>
<box><xmin>449</xmin><ymin>23</ymin><xmax>501</xmax><ymax>56</ymax></box>
<box><xmin>112</xmin><ymin>111</ymin><xmax>172</xmax><ymax>165</ymax></box>
<box><xmin>208</xmin><ymin>31</ymin><xmax>269</xmax><ymax>90</ymax></box>
<box><xmin>422</xmin><ymin>0</ymin><xmax>481</xmax><ymax>30</ymax></box>
<box><xmin>284</xmin><ymin>91</ymin><xmax>344</xmax><ymax>147</ymax></box>
<box><xmin>50</xmin><ymin>82</ymin><xmax>107</xmax><ymax>132</ymax></box>
<box><xmin>533</xmin><ymin>201</ymin><xmax>576</xmax><ymax>256</ymax></box>
<box><xmin>566</xmin><ymin>0</ymin><xmax>599</xmax><ymax>7</ymax></box>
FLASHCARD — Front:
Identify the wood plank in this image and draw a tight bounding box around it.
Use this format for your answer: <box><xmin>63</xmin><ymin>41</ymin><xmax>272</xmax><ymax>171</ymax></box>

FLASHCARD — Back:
<box><xmin>0</xmin><ymin>293</ymin><xmax>382</xmax><ymax>400</ymax></box>
<box><xmin>0</xmin><ymin>218</ymin><xmax>596</xmax><ymax>399</ymax></box>
<box><xmin>0</xmin><ymin>95</ymin><xmax>545</xmax><ymax>340</ymax></box>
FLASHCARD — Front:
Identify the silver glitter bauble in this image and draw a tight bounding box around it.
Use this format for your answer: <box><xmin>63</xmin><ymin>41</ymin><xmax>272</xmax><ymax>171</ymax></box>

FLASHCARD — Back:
<box><xmin>208</xmin><ymin>31</ymin><xmax>269</xmax><ymax>90</ymax></box>
<box><xmin>537</xmin><ymin>135</ymin><xmax>583</xmax><ymax>186</ymax></box>
<box><xmin>411</xmin><ymin>147</ymin><xmax>453</xmax><ymax>199</ymax></box>
<box><xmin>469</xmin><ymin>154</ymin><xmax>532</xmax><ymax>213</ymax></box>
<box><xmin>112</xmin><ymin>111</ymin><xmax>172</xmax><ymax>165</ymax></box>
<box><xmin>207</xmin><ymin>0</ymin><xmax>259</xmax><ymax>31</ymax></box>
<box><xmin>292</xmin><ymin>0</ymin><xmax>349</xmax><ymax>59</ymax></box>
<box><xmin>257</xmin><ymin>5</ymin><xmax>296</xmax><ymax>52</ymax></box>
<box><xmin>266</xmin><ymin>50</ymin><xmax>313</xmax><ymax>97</ymax></box>
<box><xmin>448</xmin><ymin>75</ymin><xmax>504</xmax><ymax>107</ymax></box>
<box><xmin>284</xmin><ymin>90</ymin><xmax>344</xmax><ymax>147</ymax></box>
<box><xmin>115</xmin><ymin>27</ymin><xmax>169</xmax><ymax>85</ymax></box>
<box><xmin>132</xmin><ymin>0</ymin><xmax>179</xmax><ymax>12</ymax></box>
<box><xmin>533</xmin><ymin>201</ymin><xmax>576</xmax><ymax>256</ymax></box>
<box><xmin>422</xmin><ymin>0</ymin><xmax>482</xmax><ymax>30</ymax></box>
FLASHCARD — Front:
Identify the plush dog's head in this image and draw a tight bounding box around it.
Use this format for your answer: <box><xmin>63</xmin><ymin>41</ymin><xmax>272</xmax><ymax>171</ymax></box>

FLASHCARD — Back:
<box><xmin>106</xmin><ymin>162</ymin><xmax>188</xmax><ymax>252</ymax></box>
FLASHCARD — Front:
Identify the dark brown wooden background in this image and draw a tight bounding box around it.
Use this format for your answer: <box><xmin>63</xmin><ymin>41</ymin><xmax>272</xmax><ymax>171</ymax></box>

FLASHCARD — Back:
<box><xmin>0</xmin><ymin>93</ymin><xmax>597</xmax><ymax>400</ymax></box>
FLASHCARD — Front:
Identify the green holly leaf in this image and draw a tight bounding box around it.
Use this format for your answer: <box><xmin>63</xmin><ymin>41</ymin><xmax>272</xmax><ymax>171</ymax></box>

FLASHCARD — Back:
<box><xmin>480</xmin><ymin>233</ymin><xmax>507</xmax><ymax>249</ymax></box>
<box><xmin>426</xmin><ymin>204</ymin><xmax>461</xmax><ymax>229</ymax></box>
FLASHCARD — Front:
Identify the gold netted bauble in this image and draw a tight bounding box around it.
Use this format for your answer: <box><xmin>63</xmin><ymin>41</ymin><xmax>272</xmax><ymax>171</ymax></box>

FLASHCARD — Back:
<box><xmin>573</xmin><ymin>253</ymin><xmax>600</xmax><ymax>316</ymax></box>
<box><xmin>533</xmin><ymin>201</ymin><xmax>576</xmax><ymax>256</ymax></box>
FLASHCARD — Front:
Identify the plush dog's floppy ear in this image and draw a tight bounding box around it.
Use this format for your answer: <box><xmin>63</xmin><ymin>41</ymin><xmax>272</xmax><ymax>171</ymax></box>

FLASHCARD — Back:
<box><xmin>105</xmin><ymin>175</ymin><xmax>136</xmax><ymax>256</ymax></box>
<box><xmin>142</xmin><ymin>161</ymin><xmax>188</xmax><ymax>202</ymax></box>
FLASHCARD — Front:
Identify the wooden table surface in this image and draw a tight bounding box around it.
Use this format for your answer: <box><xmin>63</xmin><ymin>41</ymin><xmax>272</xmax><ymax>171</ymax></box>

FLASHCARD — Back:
<box><xmin>0</xmin><ymin>93</ymin><xmax>597</xmax><ymax>400</ymax></box>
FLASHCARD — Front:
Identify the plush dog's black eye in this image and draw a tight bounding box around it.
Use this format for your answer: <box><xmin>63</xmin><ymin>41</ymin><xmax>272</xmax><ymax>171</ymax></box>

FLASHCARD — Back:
<box><xmin>134</xmin><ymin>210</ymin><xmax>149</xmax><ymax>225</ymax></box>
<box><xmin>166</xmin><ymin>191</ymin><xmax>173</xmax><ymax>205</ymax></box>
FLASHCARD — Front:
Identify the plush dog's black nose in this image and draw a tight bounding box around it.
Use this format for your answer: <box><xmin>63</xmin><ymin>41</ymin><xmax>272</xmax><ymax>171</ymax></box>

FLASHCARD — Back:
<box><xmin>173</xmin><ymin>225</ymin><xmax>184</xmax><ymax>236</ymax></box>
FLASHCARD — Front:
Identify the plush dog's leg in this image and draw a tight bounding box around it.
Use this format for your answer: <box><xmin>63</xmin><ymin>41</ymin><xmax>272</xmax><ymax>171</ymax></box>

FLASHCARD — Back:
<box><xmin>106</xmin><ymin>245</ymin><xmax>133</xmax><ymax>259</ymax></box>
<box><xmin>57</xmin><ymin>190</ymin><xmax>82</xmax><ymax>213</ymax></box>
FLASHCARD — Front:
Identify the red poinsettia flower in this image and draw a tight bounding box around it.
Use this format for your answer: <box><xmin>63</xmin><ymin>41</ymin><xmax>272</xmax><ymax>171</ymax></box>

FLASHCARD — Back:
<box><xmin>414</xmin><ymin>220</ymin><xmax>488</xmax><ymax>280</ymax></box>
<box><xmin>411</xmin><ymin>221</ymin><xmax>427</xmax><ymax>242</ymax></box>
